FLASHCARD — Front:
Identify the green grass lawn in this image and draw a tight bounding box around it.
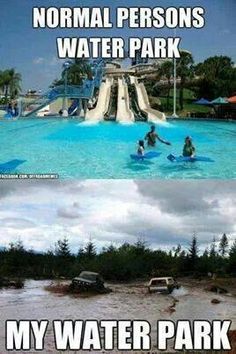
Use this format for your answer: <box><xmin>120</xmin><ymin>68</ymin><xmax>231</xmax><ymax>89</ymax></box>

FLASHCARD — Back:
<box><xmin>149</xmin><ymin>88</ymin><xmax>211</xmax><ymax>117</ymax></box>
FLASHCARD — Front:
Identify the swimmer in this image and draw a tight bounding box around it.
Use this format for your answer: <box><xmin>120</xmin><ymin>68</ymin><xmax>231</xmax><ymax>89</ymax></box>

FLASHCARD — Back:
<box><xmin>183</xmin><ymin>136</ymin><xmax>195</xmax><ymax>157</ymax></box>
<box><xmin>137</xmin><ymin>140</ymin><xmax>145</xmax><ymax>155</ymax></box>
<box><xmin>145</xmin><ymin>125</ymin><xmax>171</xmax><ymax>147</ymax></box>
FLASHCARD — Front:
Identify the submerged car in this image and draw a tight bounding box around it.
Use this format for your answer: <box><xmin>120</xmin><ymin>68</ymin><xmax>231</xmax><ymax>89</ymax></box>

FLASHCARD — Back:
<box><xmin>70</xmin><ymin>271</ymin><xmax>107</xmax><ymax>293</ymax></box>
<box><xmin>147</xmin><ymin>277</ymin><xmax>179</xmax><ymax>294</ymax></box>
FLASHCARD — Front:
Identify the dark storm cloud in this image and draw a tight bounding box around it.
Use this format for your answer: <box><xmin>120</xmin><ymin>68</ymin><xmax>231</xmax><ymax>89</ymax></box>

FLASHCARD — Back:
<box><xmin>57</xmin><ymin>202</ymin><xmax>81</xmax><ymax>219</ymax></box>
<box><xmin>135</xmin><ymin>180</ymin><xmax>236</xmax><ymax>215</ymax></box>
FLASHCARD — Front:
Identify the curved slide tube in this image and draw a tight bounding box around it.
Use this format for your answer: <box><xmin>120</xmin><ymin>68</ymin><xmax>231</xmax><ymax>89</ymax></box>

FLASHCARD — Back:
<box><xmin>116</xmin><ymin>78</ymin><xmax>134</xmax><ymax>123</ymax></box>
<box><xmin>85</xmin><ymin>78</ymin><xmax>113</xmax><ymax>121</ymax></box>
<box><xmin>130</xmin><ymin>76</ymin><xmax>165</xmax><ymax>122</ymax></box>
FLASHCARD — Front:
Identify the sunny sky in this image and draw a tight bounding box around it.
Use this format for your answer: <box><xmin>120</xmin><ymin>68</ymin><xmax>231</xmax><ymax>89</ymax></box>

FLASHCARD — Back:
<box><xmin>0</xmin><ymin>0</ymin><xmax>235</xmax><ymax>92</ymax></box>
<box><xmin>0</xmin><ymin>180</ymin><xmax>235</xmax><ymax>253</ymax></box>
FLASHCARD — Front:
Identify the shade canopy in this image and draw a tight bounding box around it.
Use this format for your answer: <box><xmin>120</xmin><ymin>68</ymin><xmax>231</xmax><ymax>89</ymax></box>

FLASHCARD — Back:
<box><xmin>228</xmin><ymin>96</ymin><xmax>236</xmax><ymax>104</ymax></box>
<box><xmin>195</xmin><ymin>98</ymin><xmax>211</xmax><ymax>105</ymax></box>
<box><xmin>211</xmin><ymin>97</ymin><xmax>228</xmax><ymax>105</ymax></box>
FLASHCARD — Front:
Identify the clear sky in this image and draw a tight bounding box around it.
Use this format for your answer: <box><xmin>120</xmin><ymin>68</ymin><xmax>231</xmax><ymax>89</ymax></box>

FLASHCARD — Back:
<box><xmin>0</xmin><ymin>0</ymin><xmax>235</xmax><ymax>91</ymax></box>
<box><xmin>0</xmin><ymin>180</ymin><xmax>235</xmax><ymax>253</ymax></box>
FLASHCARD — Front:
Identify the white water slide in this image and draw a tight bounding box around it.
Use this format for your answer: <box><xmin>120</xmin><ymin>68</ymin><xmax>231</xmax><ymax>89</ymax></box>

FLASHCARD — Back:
<box><xmin>130</xmin><ymin>76</ymin><xmax>165</xmax><ymax>122</ymax></box>
<box><xmin>116</xmin><ymin>77</ymin><xmax>134</xmax><ymax>123</ymax></box>
<box><xmin>85</xmin><ymin>78</ymin><xmax>113</xmax><ymax>121</ymax></box>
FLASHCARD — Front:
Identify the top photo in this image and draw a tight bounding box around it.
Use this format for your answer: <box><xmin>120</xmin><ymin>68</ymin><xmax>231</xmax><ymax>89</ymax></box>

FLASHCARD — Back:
<box><xmin>0</xmin><ymin>0</ymin><xmax>235</xmax><ymax>179</ymax></box>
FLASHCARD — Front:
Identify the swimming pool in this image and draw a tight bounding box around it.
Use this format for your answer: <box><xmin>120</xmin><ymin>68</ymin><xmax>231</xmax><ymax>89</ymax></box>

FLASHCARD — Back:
<box><xmin>0</xmin><ymin>118</ymin><xmax>235</xmax><ymax>179</ymax></box>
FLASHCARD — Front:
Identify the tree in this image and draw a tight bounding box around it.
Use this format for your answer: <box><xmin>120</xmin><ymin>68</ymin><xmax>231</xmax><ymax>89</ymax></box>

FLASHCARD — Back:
<box><xmin>173</xmin><ymin>244</ymin><xmax>182</xmax><ymax>258</ymax></box>
<box><xmin>8</xmin><ymin>239</ymin><xmax>25</xmax><ymax>252</ymax></box>
<box><xmin>55</xmin><ymin>237</ymin><xmax>71</xmax><ymax>258</ymax></box>
<box><xmin>77</xmin><ymin>246</ymin><xmax>85</xmax><ymax>259</ymax></box>
<box><xmin>84</xmin><ymin>240</ymin><xmax>96</xmax><ymax>259</ymax></box>
<box><xmin>2</xmin><ymin>240</ymin><xmax>26</xmax><ymax>276</ymax></box>
<box><xmin>133</xmin><ymin>237</ymin><xmax>148</xmax><ymax>256</ymax></box>
<box><xmin>52</xmin><ymin>59</ymin><xmax>92</xmax><ymax>87</ymax></box>
<box><xmin>176</xmin><ymin>50</ymin><xmax>194</xmax><ymax>110</ymax></box>
<box><xmin>209</xmin><ymin>237</ymin><xmax>217</xmax><ymax>258</ymax></box>
<box><xmin>219</xmin><ymin>234</ymin><xmax>229</xmax><ymax>257</ymax></box>
<box><xmin>194</xmin><ymin>56</ymin><xmax>236</xmax><ymax>99</ymax></box>
<box><xmin>0</xmin><ymin>69</ymin><xmax>21</xmax><ymax>99</ymax></box>
<box><xmin>159</xmin><ymin>60</ymin><xmax>173</xmax><ymax>110</ymax></box>
<box><xmin>228</xmin><ymin>240</ymin><xmax>236</xmax><ymax>273</ymax></box>
<box><xmin>188</xmin><ymin>234</ymin><xmax>199</xmax><ymax>270</ymax></box>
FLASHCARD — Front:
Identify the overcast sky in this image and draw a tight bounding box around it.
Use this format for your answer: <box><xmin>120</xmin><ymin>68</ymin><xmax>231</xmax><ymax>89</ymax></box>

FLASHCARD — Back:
<box><xmin>0</xmin><ymin>180</ymin><xmax>235</xmax><ymax>253</ymax></box>
<box><xmin>0</xmin><ymin>0</ymin><xmax>235</xmax><ymax>91</ymax></box>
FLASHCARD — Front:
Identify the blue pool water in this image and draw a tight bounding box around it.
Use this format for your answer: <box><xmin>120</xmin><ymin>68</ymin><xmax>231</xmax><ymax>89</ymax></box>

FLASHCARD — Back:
<box><xmin>0</xmin><ymin>118</ymin><xmax>235</xmax><ymax>179</ymax></box>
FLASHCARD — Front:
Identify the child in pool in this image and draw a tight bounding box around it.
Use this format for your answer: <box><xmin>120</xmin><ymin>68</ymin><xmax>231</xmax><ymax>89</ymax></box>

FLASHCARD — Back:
<box><xmin>137</xmin><ymin>140</ymin><xmax>145</xmax><ymax>155</ymax></box>
<box><xmin>183</xmin><ymin>136</ymin><xmax>195</xmax><ymax>157</ymax></box>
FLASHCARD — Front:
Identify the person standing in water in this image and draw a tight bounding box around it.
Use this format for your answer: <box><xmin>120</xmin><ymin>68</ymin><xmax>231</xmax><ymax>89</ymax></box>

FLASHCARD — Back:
<box><xmin>13</xmin><ymin>102</ymin><xmax>19</xmax><ymax>117</ymax></box>
<box><xmin>137</xmin><ymin>140</ymin><xmax>145</xmax><ymax>155</ymax></box>
<box><xmin>183</xmin><ymin>136</ymin><xmax>195</xmax><ymax>157</ymax></box>
<box><xmin>145</xmin><ymin>125</ymin><xmax>171</xmax><ymax>147</ymax></box>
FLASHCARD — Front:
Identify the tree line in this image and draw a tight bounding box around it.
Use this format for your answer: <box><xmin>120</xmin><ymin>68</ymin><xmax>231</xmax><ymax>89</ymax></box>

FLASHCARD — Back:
<box><xmin>0</xmin><ymin>234</ymin><xmax>235</xmax><ymax>281</ymax></box>
<box><xmin>1</xmin><ymin>54</ymin><xmax>235</xmax><ymax>111</ymax></box>
<box><xmin>52</xmin><ymin>54</ymin><xmax>236</xmax><ymax>112</ymax></box>
<box><xmin>147</xmin><ymin>54</ymin><xmax>236</xmax><ymax>111</ymax></box>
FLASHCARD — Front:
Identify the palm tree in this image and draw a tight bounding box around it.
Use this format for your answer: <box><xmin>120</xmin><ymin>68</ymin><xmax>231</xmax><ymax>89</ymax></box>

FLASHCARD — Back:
<box><xmin>8</xmin><ymin>69</ymin><xmax>22</xmax><ymax>98</ymax></box>
<box><xmin>0</xmin><ymin>70</ymin><xmax>7</xmax><ymax>96</ymax></box>
<box><xmin>159</xmin><ymin>60</ymin><xmax>173</xmax><ymax>110</ymax></box>
<box><xmin>51</xmin><ymin>59</ymin><xmax>93</xmax><ymax>88</ymax></box>
<box><xmin>62</xmin><ymin>59</ymin><xmax>92</xmax><ymax>86</ymax></box>
<box><xmin>0</xmin><ymin>69</ymin><xmax>21</xmax><ymax>99</ymax></box>
<box><xmin>176</xmin><ymin>50</ymin><xmax>194</xmax><ymax>110</ymax></box>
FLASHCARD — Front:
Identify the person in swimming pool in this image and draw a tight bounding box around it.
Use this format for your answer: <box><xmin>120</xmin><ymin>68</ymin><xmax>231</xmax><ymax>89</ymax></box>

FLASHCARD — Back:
<box><xmin>137</xmin><ymin>140</ymin><xmax>145</xmax><ymax>155</ymax></box>
<box><xmin>145</xmin><ymin>125</ymin><xmax>171</xmax><ymax>147</ymax></box>
<box><xmin>7</xmin><ymin>102</ymin><xmax>13</xmax><ymax>115</ymax></box>
<box><xmin>183</xmin><ymin>136</ymin><xmax>195</xmax><ymax>157</ymax></box>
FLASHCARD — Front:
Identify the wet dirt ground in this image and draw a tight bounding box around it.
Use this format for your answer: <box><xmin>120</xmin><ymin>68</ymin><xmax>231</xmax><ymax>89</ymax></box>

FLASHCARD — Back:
<box><xmin>0</xmin><ymin>280</ymin><xmax>235</xmax><ymax>353</ymax></box>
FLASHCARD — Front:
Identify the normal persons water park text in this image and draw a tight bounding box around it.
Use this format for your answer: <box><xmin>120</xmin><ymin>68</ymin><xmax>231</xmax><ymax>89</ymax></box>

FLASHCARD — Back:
<box><xmin>32</xmin><ymin>6</ymin><xmax>205</xmax><ymax>59</ymax></box>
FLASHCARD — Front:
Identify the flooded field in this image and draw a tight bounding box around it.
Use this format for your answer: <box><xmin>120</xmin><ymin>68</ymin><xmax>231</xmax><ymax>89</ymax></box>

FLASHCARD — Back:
<box><xmin>0</xmin><ymin>280</ymin><xmax>236</xmax><ymax>353</ymax></box>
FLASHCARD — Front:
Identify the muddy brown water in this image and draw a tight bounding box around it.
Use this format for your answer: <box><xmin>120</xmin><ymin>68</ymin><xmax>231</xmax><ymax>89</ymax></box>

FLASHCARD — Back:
<box><xmin>0</xmin><ymin>280</ymin><xmax>235</xmax><ymax>353</ymax></box>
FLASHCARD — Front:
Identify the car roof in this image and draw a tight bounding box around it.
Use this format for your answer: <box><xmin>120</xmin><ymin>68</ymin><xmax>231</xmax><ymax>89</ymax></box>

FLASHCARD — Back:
<box><xmin>80</xmin><ymin>271</ymin><xmax>99</xmax><ymax>276</ymax></box>
<box><xmin>150</xmin><ymin>277</ymin><xmax>173</xmax><ymax>281</ymax></box>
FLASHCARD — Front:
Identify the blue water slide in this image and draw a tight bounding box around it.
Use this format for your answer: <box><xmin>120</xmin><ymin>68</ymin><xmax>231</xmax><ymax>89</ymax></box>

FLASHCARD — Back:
<box><xmin>21</xmin><ymin>58</ymin><xmax>105</xmax><ymax>117</ymax></box>
<box><xmin>68</xmin><ymin>99</ymin><xmax>80</xmax><ymax>115</ymax></box>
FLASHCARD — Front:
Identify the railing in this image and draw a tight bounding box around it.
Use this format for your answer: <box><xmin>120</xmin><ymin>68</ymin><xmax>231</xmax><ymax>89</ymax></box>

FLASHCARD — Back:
<box><xmin>21</xmin><ymin>58</ymin><xmax>105</xmax><ymax>117</ymax></box>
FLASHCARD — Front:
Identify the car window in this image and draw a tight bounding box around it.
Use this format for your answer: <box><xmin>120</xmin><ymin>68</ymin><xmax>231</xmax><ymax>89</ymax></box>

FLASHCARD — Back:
<box><xmin>80</xmin><ymin>272</ymin><xmax>97</xmax><ymax>281</ymax></box>
<box><xmin>151</xmin><ymin>280</ymin><xmax>166</xmax><ymax>286</ymax></box>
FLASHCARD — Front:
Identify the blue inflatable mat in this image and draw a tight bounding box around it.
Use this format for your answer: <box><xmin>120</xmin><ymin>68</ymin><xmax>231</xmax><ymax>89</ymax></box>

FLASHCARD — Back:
<box><xmin>4</xmin><ymin>113</ymin><xmax>13</xmax><ymax>119</ymax></box>
<box><xmin>0</xmin><ymin>159</ymin><xmax>26</xmax><ymax>172</ymax></box>
<box><xmin>130</xmin><ymin>151</ymin><xmax>161</xmax><ymax>161</ymax></box>
<box><xmin>167</xmin><ymin>154</ymin><xmax>214</xmax><ymax>163</ymax></box>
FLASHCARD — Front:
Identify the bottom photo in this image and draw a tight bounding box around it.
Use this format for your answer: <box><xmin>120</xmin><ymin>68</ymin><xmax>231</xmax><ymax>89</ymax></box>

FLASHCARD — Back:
<box><xmin>0</xmin><ymin>180</ymin><xmax>235</xmax><ymax>353</ymax></box>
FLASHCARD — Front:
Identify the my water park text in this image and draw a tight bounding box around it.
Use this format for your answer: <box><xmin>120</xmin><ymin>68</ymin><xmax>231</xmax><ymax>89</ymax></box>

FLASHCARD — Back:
<box><xmin>6</xmin><ymin>319</ymin><xmax>231</xmax><ymax>351</ymax></box>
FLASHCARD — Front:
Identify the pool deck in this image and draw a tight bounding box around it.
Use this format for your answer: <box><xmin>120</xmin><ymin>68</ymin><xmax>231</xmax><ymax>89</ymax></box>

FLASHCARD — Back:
<box><xmin>1</xmin><ymin>115</ymin><xmax>235</xmax><ymax>122</ymax></box>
